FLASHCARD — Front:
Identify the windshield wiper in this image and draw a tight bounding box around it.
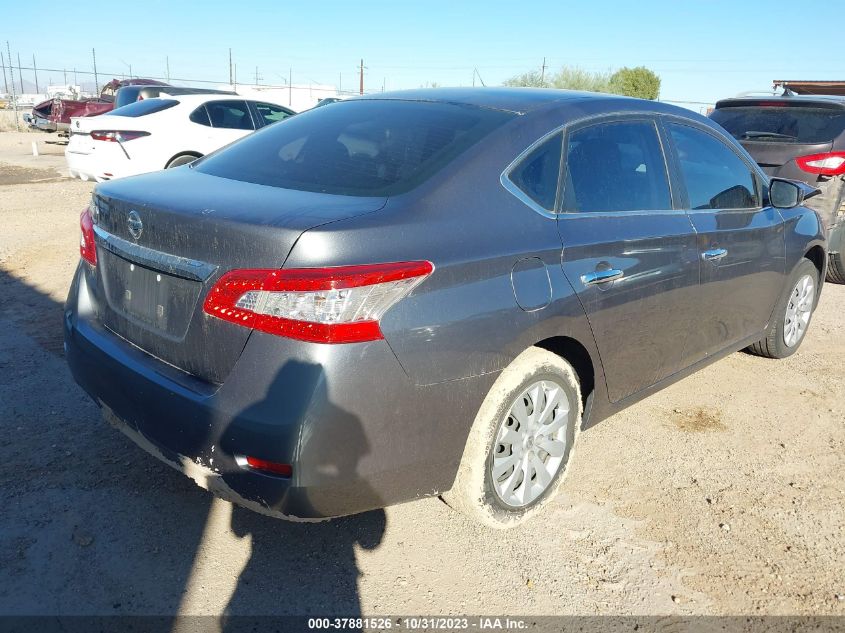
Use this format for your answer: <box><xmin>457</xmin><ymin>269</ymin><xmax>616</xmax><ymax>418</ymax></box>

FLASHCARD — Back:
<box><xmin>739</xmin><ymin>131</ymin><xmax>798</xmax><ymax>140</ymax></box>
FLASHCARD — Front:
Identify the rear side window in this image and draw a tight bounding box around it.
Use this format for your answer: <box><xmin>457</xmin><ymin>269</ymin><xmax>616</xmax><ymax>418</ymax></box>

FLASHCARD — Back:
<box><xmin>189</xmin><ymin>105</ymin><xmax>211</xmax><ymax>126</ymax></box>
<box><xmin>667</xmin><ymin>123</ymin><xmax>759</xmax><ymax>210</ymax></box>
<box><xmin>204</xmin><ymin>100</ymin><xmax>254</xmax><ymax>130</ymax></box>
<box><xmin>195</xmin><ymin>100</ymin><xmax>513</xmax><ymax>196</ymax></box>
<box><xmin>508</xmin><ymin>134</ymin><xmax>562</xmax><ymax>211</ymax></box>
<box><xmin>563</xmin><ymin>120</ymin><xmax>671</xmax><ymax>212</ymax></box>
<box><xmin>109</xmin><ymin>98</ymin><xmax>178</xmax><ymax>118</ymax></box>
<box><xmin>254</xmin><ymin>102</ymin><xmax>293</xmax><ymax>127</ymax></box>
<box><xmin>711</xmin><ymin>106</ymin><xmax>845</xmax><ymax>144</ymax></box>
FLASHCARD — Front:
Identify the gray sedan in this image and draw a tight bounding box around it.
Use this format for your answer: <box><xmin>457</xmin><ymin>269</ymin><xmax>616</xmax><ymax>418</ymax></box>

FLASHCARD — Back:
<box><xmin>65</xmin><ymin>88</ymin><xmax>826</xmax><ymax>528</ymax></box>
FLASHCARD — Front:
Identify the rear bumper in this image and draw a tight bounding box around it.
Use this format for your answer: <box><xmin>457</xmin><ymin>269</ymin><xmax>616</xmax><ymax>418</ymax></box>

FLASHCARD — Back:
<box><xmin>65</xmin><ymin>143</ymin><xmax>153</xmax><ymax>182</ymax></box>
<box><xmin>64</xmin><ymin>264</ymin><xmax>493</xmax><ymax>519</ymax></box>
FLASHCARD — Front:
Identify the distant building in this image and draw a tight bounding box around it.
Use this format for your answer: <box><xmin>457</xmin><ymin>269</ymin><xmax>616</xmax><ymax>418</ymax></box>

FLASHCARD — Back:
<box><xmin>220</xmin><ymin>83</ymin><xmax>338</xmax><ymax>113</ymax></box>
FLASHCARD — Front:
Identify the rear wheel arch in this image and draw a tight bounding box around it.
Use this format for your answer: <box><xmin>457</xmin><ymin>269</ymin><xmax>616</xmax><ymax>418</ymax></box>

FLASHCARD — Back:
<box><xmin>165</xmin><ymin>151</ymin><xmax>203</xmax><ymax>169</ymax></box>
<box><xmin>534</xmin><ymin>336</ymin><xmax>595</xmax><ymax>408</ymax></box>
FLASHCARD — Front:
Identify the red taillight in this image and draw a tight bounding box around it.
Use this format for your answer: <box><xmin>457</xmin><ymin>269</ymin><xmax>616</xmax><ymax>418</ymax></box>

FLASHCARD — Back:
<box><xmin>203</xmin><ymin>261</ymin><xmax>434</xmax><ymax>344</ymax></box>
<box><xmin>795</xmin><ymin>151</ymin><xmax>845</xmax><ymax>176</ymax></box>
<box><xmin>91</xmin><ymin>130</ymin><xmax>150</xmax><ymax>142</ymax></box>
<box><xmin>79</xmin><ymin>208</ymin><xmax>97</xmax><ymax>266</ymax></box>
<box><xmin>244</xmin><ymin>457</ymin><xmax>292</xmax><ymax>477</ymax></box>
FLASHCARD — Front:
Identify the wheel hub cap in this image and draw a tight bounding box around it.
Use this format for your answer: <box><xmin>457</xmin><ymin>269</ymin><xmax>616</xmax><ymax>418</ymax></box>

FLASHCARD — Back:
<box><xmin>490</xmin><ymin>380</ymin><xmax>571</xmax><ymax>508</ymax></box>
<box><xmin>783</xmin><ymin>274</ymin><xmax>814</xmax><ymax>348</ymax></box>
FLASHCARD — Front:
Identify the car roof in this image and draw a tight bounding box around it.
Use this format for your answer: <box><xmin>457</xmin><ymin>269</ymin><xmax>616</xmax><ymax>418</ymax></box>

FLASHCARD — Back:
<box><xmin>354</xmin><ymin>87</ymin><xmax>631</xmax><ymax>114</ymax></box>
<box><xmin>715</xmin><ymin>94</ymin><xmax>845</xmax><ymax>110</ymax></box>
<box><xmin>162</xmin><ymin>93</ymin><xmax>247</xmax><ymax>104</ymax></box>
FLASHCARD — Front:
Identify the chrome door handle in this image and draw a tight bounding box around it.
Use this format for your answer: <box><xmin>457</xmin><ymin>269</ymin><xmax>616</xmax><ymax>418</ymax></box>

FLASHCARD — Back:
<box><xmin>581</xmin><ymin>268</ymin><xmax>624</xmax><ymax>286</ymax></box>
<box><xmin>702</xmin><ymin>248</ymin><xmax>728</xmax><ymax>261</ymax></box>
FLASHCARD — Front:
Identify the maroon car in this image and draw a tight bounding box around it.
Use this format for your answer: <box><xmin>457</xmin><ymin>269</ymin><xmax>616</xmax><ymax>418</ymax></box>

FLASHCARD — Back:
<box><xmin>32</xmin><ymin>79</ymin><xmax>166</xmax><ymax>132</ymax></box>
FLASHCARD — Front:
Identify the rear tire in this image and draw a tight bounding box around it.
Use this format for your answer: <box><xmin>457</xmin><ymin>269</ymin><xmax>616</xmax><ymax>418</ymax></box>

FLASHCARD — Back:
<box><xmin>443</xmin><ymin>347</ymin><xmax>582</xmax><ymax>529</ymax></box>
<box><xmin>166</xmin><ymin>153</ymin><xmax>201</xmax><ymax>169</ymax></box>
<box><xmin>747</xmin><ymin>258</ymin><xmax>819</xmax><ymax>359</ymax></box>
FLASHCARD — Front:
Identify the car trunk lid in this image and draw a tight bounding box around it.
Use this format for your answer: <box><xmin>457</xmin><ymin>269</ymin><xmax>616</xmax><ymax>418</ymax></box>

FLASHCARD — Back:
<box><xmin>90</xmin><ymin>167</ymin><xmax>387</xmax><ymax>384</ymax></box>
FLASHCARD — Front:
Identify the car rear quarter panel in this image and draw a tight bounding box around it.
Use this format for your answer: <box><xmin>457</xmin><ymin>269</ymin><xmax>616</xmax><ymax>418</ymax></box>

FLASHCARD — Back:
<box><xmin>284</xmin><ymin>110</ymin><xmax>605</xmax><ymax>392</ymax></box>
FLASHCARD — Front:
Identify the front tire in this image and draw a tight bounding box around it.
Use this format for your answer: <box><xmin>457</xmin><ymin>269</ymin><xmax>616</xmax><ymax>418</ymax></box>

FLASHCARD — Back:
<box><xmin>747</xmin><ymin>258</ymin><xmax>819</xmax><ymax>359</ymax></box>
<box><xmin>444</xmin><ymin>347</ymin><xmax>582</xmax><ymax>529</ymax></box>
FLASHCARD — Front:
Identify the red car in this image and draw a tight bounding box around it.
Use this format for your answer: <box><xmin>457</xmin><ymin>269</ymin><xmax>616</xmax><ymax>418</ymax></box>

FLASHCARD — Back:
<box><xmin>29</xmin><ymin>78</ymin><xmax>166</xmax><ymax>132</ymax></box>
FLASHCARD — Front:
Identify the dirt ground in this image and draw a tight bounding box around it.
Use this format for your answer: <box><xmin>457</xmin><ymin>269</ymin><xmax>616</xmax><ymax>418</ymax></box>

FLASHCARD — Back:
<box><xmin>0</xmin><ymin>131</ymin><xmax>843</xmax><ymax>620</ymax></box>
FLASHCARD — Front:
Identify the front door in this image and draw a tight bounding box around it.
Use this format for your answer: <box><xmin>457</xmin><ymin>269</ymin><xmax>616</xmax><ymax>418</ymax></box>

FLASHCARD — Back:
<box><xmin>558</xmin><ymin>116</ymin><xmax>700</xmax><ymax>404</ymax></box>
<box><xmin>662</xmin><ymin>121</ymin><xmax>785</xmax><ymax>361</ymax></box>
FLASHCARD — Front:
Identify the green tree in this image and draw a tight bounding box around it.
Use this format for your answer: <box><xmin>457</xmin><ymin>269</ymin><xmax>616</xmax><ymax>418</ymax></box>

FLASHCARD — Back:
<box><xmin>504</xmin><ymin>66</ymin><xmax>612</xmax><ymax>92</ymax></box>
<box><xmin>503</xmin><ymin>70</ymin><xmax>549</xmax><ymax>88</ymax></box>
<box><xmin>551</xmin><ymin>66</ymin><xmax>611</xmax><ymax>93</ymax></box>
<box><xmin>608</xmin><ymin>66</ymin><xmax>661</xmax><ymax>100</ymax></box>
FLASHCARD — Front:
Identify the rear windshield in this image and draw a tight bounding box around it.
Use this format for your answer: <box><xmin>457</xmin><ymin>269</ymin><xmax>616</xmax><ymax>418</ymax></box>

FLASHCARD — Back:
<box><xmin>110</xmin><ymin>98</ymin><xmax>179</xmax><ymax>118</ymax></box>
<box><xmin>114</xmin><ymin>87</ymin><xmax>143</xmax><ymax>109</ymax></box>
<box><xmin>711</xmin><ymin>106</ymin><xmax>845</xmax><ymax>144</ymax></box>
<box><xmin>194</xmin><ymin>100</ymin><xmax>514</xmax><ymax>196</ymax></box>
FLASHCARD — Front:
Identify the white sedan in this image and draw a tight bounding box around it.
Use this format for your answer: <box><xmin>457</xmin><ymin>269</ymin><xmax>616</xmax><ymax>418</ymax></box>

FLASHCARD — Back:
<box><xmin>65</xmin><ymin>94</ymin><xmax>295</xmax><ymax>182</ymax></box>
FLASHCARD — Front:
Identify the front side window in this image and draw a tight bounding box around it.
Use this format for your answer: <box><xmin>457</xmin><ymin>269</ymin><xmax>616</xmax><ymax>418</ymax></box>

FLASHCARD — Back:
<box><xmin>204</xmin><ymin>100</ymin><xmax>254</xmax><ymax>130</ymax></box>
<box><xmin>563</xmin><ymin>120</ymin><xmax>671</xmax><ymax>213</ymax></box>
<box><xmin>254</xmin><ymin>102</ymin><xmax>293</xmax><ymax>127</ymax></box>
<box><xmin>667</xmin><ymin>123</ymin><xmax>759</xmax><ymax>210</ymax></box>
<box><xmin>507</xmin><ymin>133</ymin><xmax>562</xmax><ymax>211</ymax></box>
<box><xmin>195</xmin><ymin>100</ymin><xmax>513</xmax><ymax>196</ymax></box>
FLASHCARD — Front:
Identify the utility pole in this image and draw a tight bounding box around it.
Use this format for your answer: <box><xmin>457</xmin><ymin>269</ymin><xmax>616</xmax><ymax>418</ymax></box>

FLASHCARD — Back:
<box><xmin>228</xmin><ymin>48</ymin><xmax>233</xmax><ymax>85</ymax></box>
<box><xmin>288</xmin><ymin>67</ymin><xmax>292</xmax><ymax>106</ymax></box>
<box><xmin>339</xmin><ymin>72</ymin><xmax>342</xmax><ymax>94</ymax></box>
<box><xmin>32</xmin><ymin>54</ymin><xmax>39</xmax><ymax>93</ymax></box>
<box><xmin>17</xmin><ymin>52</ymin><xmax>23</xmax><ymax>93</ymax></box>
<box><xmin>166</xmin><ymin>56</ymin><xmax>170</xmax><ymax>83</ymax></box>
<box><xmin>358</xmin><ymin>58</ymin><xmax>366</xmax><ymax>95</ymax></box>
<box><xmin>92</xmin><ymin>48</ymin><xmax>99</xmax><ymax>93</ymax></box>
<box><xmin>63</xmin><ymin>68</ymin><xmax>67</xmax><ymax>85</ymax></box>
<box><xmin>540</xmin><ymin>57</ymin><xmax>547</xmax><ymax>85</ymax></box>
<box><xmin>0</xmin><ymin>50</ymin><xmax>8</xmax><ymax>94</ymax></box>
<box><xmin>6</xmin><ymin>41</ymin><xmax>19</xmax><ymax>131</ymax></box>
<box><xmin>254</xmin><ymin>66</ymin><xmax>261</xmax><ymax>86</ymax></box>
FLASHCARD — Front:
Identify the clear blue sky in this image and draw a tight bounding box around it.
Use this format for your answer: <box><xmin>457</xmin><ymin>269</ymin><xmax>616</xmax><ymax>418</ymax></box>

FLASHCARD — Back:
<box><xmin>3</xmin><ymin>0</ymin><xmax>843</xmax><ymax>110</ymax></box>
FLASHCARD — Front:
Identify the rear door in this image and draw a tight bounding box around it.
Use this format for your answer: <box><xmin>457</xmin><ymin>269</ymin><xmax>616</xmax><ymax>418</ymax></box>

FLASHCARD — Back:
<box><xmin>662</xmin><ymin>119</ymin><xmax>785</xmax><ymax>361</ymax></box>
<box><xmin>557</xmin><ymin>115</ymin><xmax>701</xmax><ymax>403</ymax></box>
<box><xmin>198</xmin><ymin>100</ymin><xmax>257</xmax><ymax>152</ymax></box>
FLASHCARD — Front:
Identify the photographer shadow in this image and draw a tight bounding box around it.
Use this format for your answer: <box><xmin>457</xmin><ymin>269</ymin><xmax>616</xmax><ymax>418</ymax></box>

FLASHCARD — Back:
<box><xmin>218</xmin><ymin>360</ymin><xmax>387</xmax><ymax>626</ymax></box>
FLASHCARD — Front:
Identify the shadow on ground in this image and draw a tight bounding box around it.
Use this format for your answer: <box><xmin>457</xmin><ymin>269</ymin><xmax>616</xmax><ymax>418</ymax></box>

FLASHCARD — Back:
<box><xmin>0</xmin><ymin>266</ymin><xmax>385</xmax><ymax>623</ymax></box>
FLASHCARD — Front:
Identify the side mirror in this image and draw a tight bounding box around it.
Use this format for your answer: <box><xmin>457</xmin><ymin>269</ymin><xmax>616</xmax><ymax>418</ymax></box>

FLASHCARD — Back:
<box><xmin>769</xmin><ymin>178</ymin><xmax>803</xmax><ymax>209</ymax></box>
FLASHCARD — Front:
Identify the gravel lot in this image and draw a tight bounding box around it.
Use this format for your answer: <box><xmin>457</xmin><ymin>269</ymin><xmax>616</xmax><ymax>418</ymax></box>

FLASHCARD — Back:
<box><xmin>0</xmin><ymin>131</ymin><xmax>843</xmax><ymax>619</ymax></box>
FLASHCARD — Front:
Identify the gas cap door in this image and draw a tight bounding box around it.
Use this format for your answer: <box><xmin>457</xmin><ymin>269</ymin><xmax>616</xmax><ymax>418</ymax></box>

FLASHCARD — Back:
<box><xmin>511</xmin><ymin>257</ymin><xmax>552</xmax><ymax>311</ymax></box>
